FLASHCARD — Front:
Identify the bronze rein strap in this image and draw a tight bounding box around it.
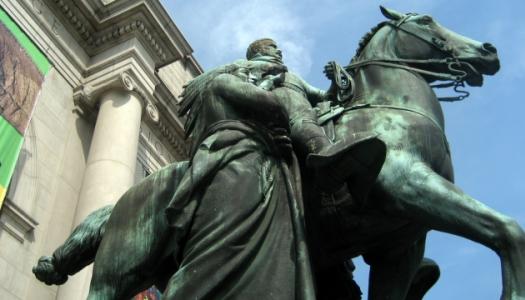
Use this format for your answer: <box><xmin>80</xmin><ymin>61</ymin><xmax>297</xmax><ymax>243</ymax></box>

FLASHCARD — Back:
<box><xmin>345</xmin><ymin>19</ymin><xmax>479</xmax><ymax>102</ymax></box>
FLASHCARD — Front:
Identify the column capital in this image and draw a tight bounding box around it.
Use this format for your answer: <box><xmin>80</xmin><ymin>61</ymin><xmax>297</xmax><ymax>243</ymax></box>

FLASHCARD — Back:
<box><xmin>74</xmin><ymin>70</ymin><xmax>159</xmax><ymax>124</ymax></box>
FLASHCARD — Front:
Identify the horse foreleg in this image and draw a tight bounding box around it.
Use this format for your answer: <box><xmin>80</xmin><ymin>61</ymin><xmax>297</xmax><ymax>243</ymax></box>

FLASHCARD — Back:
<box><xmin>365</xmin><ymin>235</ymin><xmax>426</xmax><ymax>300</ymax></box>
<box><xmin>383</xmin><ymin>162</ymin><xmax>525</xmax><ymax>300</ymax></box>
<box><xmin>32</xmin><ymin>205</ymin><xmax>113</xmax><ymax>285</ymax></box>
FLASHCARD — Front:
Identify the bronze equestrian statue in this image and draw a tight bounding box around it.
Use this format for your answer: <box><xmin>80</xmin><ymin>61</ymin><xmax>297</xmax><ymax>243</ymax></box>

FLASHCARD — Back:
<box><xmin>33</xmin><ymin>6</ymin><xmax>524</xmax><ymax>300</ymax></box>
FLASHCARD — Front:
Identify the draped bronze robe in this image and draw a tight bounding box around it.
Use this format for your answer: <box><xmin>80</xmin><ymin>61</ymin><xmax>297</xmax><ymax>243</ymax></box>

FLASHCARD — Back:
<box><xmin>164</xmin><ymin>120</ymin><xmax>315</xmax><ymax>300</ymax></box>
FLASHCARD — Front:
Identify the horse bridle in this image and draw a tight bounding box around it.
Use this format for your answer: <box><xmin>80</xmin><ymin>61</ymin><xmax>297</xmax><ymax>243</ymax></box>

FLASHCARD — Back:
<box><xmin>345</xmin><ymin>14</ymin><xmax>481</xmax><ymax>102</ymax></box>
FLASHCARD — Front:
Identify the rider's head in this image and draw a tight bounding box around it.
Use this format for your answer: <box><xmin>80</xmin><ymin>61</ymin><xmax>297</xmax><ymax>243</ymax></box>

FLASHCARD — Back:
<box><xmin>246</xmin><ymin>38</ymin><xmax>282</xmax><ymax>61</ymax></box>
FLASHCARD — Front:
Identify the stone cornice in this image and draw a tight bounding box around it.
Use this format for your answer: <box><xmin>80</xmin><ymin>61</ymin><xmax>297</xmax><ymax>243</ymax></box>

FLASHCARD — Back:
<box><xmin>84</xmin><ymin>0</ymin><xmax>194</xmax><ymax>55</ymax></box>
<box><xmin>92</xmin><ymin>19</ymin><xmax>166</xmax><ymax>60</ymax></box>
<box><xmin>49</xmin><ymin>0</ymin><xmax>169</xmax><ymax>65</ymax></box>
<box><xmin>46</xmin><ymin>0</ymin><xmax>202</xmax><ymax>73</ymax></box>
<box><xmin>51</xmin><ymin>0</ymin><xmax>94</xmax><ymax>45</ymax></box>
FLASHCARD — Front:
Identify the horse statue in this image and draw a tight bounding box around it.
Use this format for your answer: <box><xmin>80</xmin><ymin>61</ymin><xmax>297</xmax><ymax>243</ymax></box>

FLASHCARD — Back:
<box><xmin>32</xmin><ymin>6</ymin><xmax>524</xmax><ymax>300</ymax></box>
<box><xmin>309</xmin><ymin>6</ymin><xmax>524</xmax><ymax>300</ymax></box>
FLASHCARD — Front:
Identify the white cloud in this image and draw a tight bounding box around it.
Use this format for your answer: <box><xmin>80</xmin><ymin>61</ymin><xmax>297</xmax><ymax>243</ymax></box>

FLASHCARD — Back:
<box><xmin>209</xmin><ymin>0</ymin><xmax>313</xmax><ymax>76</ymax></box>
<box><xmin>167</xmin><ymin>0</ymin><xmax>313</xmax><ymax>76</ymax></box>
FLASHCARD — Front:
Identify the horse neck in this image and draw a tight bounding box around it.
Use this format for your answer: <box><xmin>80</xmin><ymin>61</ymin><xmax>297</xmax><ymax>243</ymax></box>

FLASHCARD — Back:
<box><xmin>351</xmin><ymin>34</ymin><xmax>446</xmax><ymax>128</ymax></box>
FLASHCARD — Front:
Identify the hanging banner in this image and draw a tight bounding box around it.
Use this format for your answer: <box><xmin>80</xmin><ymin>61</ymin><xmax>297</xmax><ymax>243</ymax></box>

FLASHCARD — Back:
<box><xmin>0</xmin><ymin>7</ymin><xmax>50</xmax><ymax>209</ymax></box>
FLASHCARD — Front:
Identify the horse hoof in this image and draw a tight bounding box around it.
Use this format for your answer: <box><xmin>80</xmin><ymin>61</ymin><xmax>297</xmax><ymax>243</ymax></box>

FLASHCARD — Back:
<box><xmin>406</xmin><ymin>258</ymin><xmax>440</xmax><ymax>300</ymax></box>
<box><xmin>32</xmin><ymin>256</ymin><xmax>68</xmax><ymax>285</ymax></box>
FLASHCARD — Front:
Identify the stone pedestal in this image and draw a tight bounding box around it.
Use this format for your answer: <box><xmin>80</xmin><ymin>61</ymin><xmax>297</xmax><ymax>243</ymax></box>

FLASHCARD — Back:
<box><xmin>56</xmin><ymin>87</ymin><xmax>143</xmax><ymax>300</ymax></box>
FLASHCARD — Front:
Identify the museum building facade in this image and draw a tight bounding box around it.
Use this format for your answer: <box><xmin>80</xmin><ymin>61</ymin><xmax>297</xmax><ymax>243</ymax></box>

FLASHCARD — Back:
<box><xmin>0</xmin><ymin>0</ymin><xmax>200</xmax><ymax>299</ymax></box>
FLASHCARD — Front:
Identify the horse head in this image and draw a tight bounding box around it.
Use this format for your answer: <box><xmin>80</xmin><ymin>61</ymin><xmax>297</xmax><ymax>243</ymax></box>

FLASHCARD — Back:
<box><xmin>353</xmin><ymin>6</ymin><xmax>500</xmax><ymax>87</ymax></box>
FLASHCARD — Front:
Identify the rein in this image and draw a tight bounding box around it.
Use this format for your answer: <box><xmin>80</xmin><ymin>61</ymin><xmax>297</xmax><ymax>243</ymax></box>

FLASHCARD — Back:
<box><xmin>345</xmin><ymin>18</ymin><xmax>478</xmax><ymax>102</ymax></box>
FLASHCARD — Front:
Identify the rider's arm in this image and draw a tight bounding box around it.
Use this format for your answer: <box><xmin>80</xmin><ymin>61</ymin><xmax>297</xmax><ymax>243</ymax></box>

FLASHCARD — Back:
<box><xmin>211</xmin><ymin>73</ymin><xmax>288</xmax><ymax>126</ymax></box>
<box><xmin>290</xmin><ymin>73</ymin><xmax>328</xmax><ymax>106</ymax></box>
<box><xmin>303</xmin><ymin>82</ymin><xmax>327</xmax><ymax>105</ymax></box>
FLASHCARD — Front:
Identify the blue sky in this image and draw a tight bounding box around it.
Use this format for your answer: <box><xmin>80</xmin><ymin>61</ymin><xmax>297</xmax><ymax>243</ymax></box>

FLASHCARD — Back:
<box><xmin>162</xmin><ymin>1</ymin><xmax>525</xmax><ymax>299</ymax></box>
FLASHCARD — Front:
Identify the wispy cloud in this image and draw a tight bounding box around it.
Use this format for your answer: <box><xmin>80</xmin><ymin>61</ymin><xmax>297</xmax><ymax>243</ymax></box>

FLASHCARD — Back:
<box><xmin>167</xmin><ymin>0</ymin><xmax>313</xmax><ymax>76</ymax></box>
<box><xmin>485</xmin><ymin>18</ymin><xmax>525</xmax><ymax>80</ymax></box>
<box><xmin>208</xmin><ymin>0</ymin><xmax>313</xmax><ymax>76</ymax></box>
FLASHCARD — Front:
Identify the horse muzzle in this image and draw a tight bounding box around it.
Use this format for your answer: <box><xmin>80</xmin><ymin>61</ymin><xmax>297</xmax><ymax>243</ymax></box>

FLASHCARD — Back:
<box><xmin>463</xmin><ymin>42</ymin><xmax>500</xmax><ymax>76</ymax></box>
<box><xmin>478</xmin><ymin>43</ymin><xmax>500</xmax><ymax>75</ymax></box>
<box><xmin>454</xmin><ymin>43</ymin><xmax>499</xmax><ymax>86</ymax></box>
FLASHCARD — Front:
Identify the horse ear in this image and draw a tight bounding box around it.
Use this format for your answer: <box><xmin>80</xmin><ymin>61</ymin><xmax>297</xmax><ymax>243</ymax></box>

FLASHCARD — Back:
<box><xmin>380</xmin><ymin>6</ymin><xmax>404</xmax><ymax>21</ymax></box>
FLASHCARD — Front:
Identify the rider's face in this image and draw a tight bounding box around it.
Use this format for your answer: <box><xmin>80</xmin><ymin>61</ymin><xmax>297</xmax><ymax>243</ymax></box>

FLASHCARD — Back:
<box><xmin>260</xmin><ymin>42</ymin><xmax>282</xmax><ymax>60</ymax></box>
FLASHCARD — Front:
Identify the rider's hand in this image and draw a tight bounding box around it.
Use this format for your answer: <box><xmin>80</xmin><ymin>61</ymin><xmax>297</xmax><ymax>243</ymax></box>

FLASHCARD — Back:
<box><xmin>323</xmin><ymin>61</ymin><xmax>336</xmax><ymax>80</ymax></box>
<box><xmin>245</xmin><ymin>61</ymin><xmax>287</xmax><ymax>79</ymax></box>
<box><xmin>269</xmin><ymin>126</ymin><xmax>293</xmax><ymax>162</ymax></box>
<box><xmin>258</xmin><ymin>73</ymin><xmax>286</xmax><ymax>91</ymax></box>
<box><xmin>260</xmin><ymin>63</ymin><xmax>288</xmax><ymax>76</ymax></box>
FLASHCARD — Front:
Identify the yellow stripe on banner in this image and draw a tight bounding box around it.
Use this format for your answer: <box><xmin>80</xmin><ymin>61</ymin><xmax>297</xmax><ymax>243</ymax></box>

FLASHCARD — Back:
<box><xmin>0</xmin><ymin>185</ymin><xmax>6</xmax><ymax>209</ymax></box>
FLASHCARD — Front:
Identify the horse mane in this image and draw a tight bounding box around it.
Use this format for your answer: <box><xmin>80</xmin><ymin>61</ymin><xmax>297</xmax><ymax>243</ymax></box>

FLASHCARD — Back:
<box><xmin>351</xmin><ymin>21</ymin><xmax>388</xmax><ymax>63</ymax></box>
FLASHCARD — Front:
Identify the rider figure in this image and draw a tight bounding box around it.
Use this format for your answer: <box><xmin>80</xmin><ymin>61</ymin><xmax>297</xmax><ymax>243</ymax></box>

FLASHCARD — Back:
<box><xmin>246</xmin><ymin>38</ymin><xmax>386</xmax><ymax>194</ymax></box>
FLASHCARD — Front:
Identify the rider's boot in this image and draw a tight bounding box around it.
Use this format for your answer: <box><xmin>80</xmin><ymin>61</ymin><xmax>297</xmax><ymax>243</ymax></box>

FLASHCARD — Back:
<box><xmin>302</xmin><ymin>127</ymin><xmax>386</xmax><ymax>197</ymax></box>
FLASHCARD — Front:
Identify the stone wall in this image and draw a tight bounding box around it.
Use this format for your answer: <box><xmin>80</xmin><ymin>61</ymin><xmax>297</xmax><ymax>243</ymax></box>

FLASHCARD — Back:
<box><xmin>0</xmin><ymin>1</ymin><xmax>199</xmax><ymax>298</ymax></box>
<box><xmin>0</xmin><ymin>68</ymin><xmax>93</xmax><ymax>300</ymax></box>
<box><xmin>158</xmin><ymin>59</ymin><xmax>198</xmax><ymax>102</ymax></box>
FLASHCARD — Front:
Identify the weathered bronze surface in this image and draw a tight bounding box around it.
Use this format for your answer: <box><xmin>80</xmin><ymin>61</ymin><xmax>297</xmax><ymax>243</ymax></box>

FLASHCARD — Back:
<box><xmin>32</xmin><ymin>6</ymin><xmax>525</xmax><ymax>300</ymax></box>
<box><xmin>312</xmin><ymin>6</ymin><xmax>523</xmax><ymax>300</ymax></box>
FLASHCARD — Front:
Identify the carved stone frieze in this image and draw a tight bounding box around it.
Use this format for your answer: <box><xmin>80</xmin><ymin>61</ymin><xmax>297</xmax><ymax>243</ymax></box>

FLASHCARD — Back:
<box><xmin>92</xmin><ymin>20</ymin><xmax>167</xmax><ymax>61</ymax></box>
<box><xmin>52</xmin><ymin>0</ymin><xmax>94</xmax><ymax>44</ymax></box>
<box><xmin>48</xmin><ymin>0</ymin><xmax>186</xmax><ymax>66</ymax></box>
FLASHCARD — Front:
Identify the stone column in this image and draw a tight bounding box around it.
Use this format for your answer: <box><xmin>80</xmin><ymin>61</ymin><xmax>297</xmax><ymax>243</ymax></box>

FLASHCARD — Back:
<box><xmin>56</xmin><ymin>75</ymin><xmax>143</xmax><ymax>300</ymax></box>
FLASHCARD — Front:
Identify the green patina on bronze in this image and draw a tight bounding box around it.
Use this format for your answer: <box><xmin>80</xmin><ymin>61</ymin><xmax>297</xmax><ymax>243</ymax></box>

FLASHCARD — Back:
<box><xmin>32</xmin><ymin>6</ymin><xmax>525</xmax><ymax>300</ymax></box>
<box><xmin>311</xmin><ymin>7</ymin><xmax>523</xmax><ymax>300</ymax></box>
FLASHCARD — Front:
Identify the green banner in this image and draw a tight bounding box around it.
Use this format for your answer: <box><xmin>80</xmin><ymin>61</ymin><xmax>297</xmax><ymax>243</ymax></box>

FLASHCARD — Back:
<box><xmin>0</xmin><ymin>117</ymin><xmax>23</xmax><ymax>204</ymax></box>
<box><xmin>0</xmin><ymin>6</ymin><xmax>50</xmax><ymax>209</ymax></box>
<box><xmin>0</xmin><ymin>8</ymin><xmax>50</xmax><ymax>75</ymax></box>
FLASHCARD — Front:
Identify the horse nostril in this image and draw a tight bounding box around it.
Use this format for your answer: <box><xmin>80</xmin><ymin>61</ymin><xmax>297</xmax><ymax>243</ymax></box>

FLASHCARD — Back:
<box><xmin>482</xmin><ymin>42</ymin><xmax>497</xmax><ymax>54</ymax></box>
